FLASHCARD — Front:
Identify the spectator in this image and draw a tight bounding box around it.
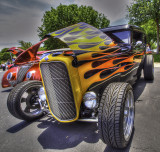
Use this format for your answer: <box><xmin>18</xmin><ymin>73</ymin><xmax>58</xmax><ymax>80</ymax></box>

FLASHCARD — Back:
<box><xmin>146</xmin><ymin>44</ymin><xmax>151</xmax><ymax>52</ymax></box>
<box><xmin>12</xmin><ymin>58</ymin><xmax>15</xmax><ymax>63</ymax></box>
<box><xmin>1</xmin><ymin>63</ymin><xmax>6</xmax><ymax>71</ymax></box>
<box><xmin>7</xmin><ymin>59</ymin><xmax>11</xmax><ymax>65</ymax></box>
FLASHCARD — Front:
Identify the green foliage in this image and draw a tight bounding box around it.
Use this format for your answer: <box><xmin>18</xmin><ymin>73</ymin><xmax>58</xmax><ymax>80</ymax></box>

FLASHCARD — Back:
<box><xmin>153</xmin><ymin>53</ymin><xmax>160</xmax><ymax>62</ymax></box>
<box><xmin>38</xmin><ymin>47</ymin><xmax>47</xmax><ymax>51</ymax></box>
<box><xmin>1</xmin><ymin>48</ymin><xmax>9</xmax><ymax>53</ymax></box>
<box><xmin>38</xmin><ymin>4</ymin><xmax>110</xmax><ymax>50</ymax></box>
<box><xmin>19</xmin><ymin>40</ymin><xmax>33</xmax><ymax>50</ymax></box>
<box><xmin>127</xmin><ymin>0</ymin><xmax>160</xmax><ymax>53</ymax></box>
<box><xmin>0</xmin><ymin>48</ymin><xmax>13</xmax><ymax>63</ymax></box>
<box><xmin>141</xmin><ymin>19</ymin><xmax>157</xmax><ymax>49</ymax></box>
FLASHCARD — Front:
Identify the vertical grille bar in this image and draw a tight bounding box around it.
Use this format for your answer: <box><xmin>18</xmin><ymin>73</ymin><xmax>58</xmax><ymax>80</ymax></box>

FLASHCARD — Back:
<box><xmin>40</xmin><ymin>61</ymin><xmax>76</xmax><ymax>121</ymax></box>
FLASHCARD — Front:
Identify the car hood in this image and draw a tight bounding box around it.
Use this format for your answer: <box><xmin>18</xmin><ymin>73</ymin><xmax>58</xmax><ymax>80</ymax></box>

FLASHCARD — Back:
<box><xmin>7</xmin><ymin>47</ymin><xmax>25</xmax><ymax>56</ymax></box>
<box><xmin>14</xmin><ymin>38</ymin><xmax>48</xmax><ymax>65</ymax></box>
<box><xmin>45</xmin><ymin>22</ymin><xmax>116</xmax><ymax>52</ymax></box>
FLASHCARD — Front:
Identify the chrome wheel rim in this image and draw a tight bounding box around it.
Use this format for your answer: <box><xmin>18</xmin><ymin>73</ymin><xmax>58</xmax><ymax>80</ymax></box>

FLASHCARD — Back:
<box><xmin>123</xmin><ymin>90</ymin><xmax>134</xmax><ymax>141</ymax></box>
<box><xmin>20</xmin><ymin>85</ymin><xmax>43</xmax><ymax>116</ymax></box>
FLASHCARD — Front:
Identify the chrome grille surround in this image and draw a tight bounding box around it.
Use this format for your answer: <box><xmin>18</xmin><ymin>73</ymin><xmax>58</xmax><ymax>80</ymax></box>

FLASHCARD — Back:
<box><xmin>40</xmin><ymin>61</ymin><xmax>76</xmax><ymax>121</ymax></box>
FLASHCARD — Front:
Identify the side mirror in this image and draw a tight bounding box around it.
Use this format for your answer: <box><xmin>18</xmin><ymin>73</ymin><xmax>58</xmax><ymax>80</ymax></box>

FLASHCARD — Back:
<box><xmin>135</xmin><ymin>41</ymin><xmax>142</xmax><ymax>46</ymax></box>
<box><xmin>132</xmin><ymin>41</ymin><xmax>144</xmax><ymax>53</ymax></box>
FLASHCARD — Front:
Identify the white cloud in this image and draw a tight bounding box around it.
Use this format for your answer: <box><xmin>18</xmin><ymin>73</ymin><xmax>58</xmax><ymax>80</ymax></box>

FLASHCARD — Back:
<box><xmin>0</xmin><ymin>0</ymin><xmax>133</xmax><ymax>50</ymax></box>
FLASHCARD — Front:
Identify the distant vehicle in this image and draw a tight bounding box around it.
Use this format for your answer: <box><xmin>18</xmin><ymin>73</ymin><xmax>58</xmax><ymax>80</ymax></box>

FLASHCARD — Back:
<box><xmin>1</xmin><ymin>40</ymin><xmax>49</xmax><ymax>88</ymax></box>
<box><xmin>7</xmin><ymin>23</ymin><xmax>154</xmax><ymax>149</ymax></box>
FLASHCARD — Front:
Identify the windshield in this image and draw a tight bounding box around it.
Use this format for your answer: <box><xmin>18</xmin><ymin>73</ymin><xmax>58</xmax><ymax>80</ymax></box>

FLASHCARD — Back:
<box><xmin>105</xmin><ymin>30</ymin><xmax>131</xmax><ymax>44</ymax></box>
<box><xmin>112</xmin><ymin>31</ymin><xmax>130</xmax><ymax>44</ymax></box>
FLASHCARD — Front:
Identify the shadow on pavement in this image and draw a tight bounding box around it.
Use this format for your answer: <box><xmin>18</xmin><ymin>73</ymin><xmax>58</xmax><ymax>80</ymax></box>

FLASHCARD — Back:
<box><xmin>7</xmin><ymin>121</ymin><xmax>32</xmax><ymax>133</ymax></box>
<box><xmin>1</xmin><ymin>88</ymin><xmax>12</xmax><ymax>93</ymax></box>
<box><xmin>133</xmin><ymin>78</ymin><xmax>147</xmax><ymax>101</ymax></box>
<box><xmin>37</xmin><ymin>115</ymin><xmax>99</xmax><ymax>149</ymax></box>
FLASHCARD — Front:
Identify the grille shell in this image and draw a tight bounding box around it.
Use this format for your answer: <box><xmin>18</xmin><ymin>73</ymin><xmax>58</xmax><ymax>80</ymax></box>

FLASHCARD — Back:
<box><xmin>40</xmin><ymin>61</ymin><xmax>76</xmax><ymax>121</ymax></box>
<box><xmin>16</xmin><ymin>65</ymin><xmax>32</xmax><ymax>84</ymax></box>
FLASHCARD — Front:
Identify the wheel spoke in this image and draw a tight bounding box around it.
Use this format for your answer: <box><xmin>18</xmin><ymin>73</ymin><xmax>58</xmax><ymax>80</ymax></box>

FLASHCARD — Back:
<box><xmin>19</xmin><ymin>85</ymin><xmax>43</xmax><ymax>115</ymax></box>
<box><xmin>21</xmin><ymin>92</ymin><xmax>28</xmax><ymax>98</ymax></box>
<box><xmin>21</xmin><ymin>97</ymin><xmax>27</xmax><ymax>103</ymax></box>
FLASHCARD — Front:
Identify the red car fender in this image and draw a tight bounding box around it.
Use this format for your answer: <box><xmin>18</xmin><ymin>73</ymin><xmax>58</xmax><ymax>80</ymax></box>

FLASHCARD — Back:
<box><xmin>24</xmin><ymin>63</ymin><xmax>41</xmax><ymax>81</ymax></box>
<box><xmin>1</xmin><ymin>66</ymin><xmax>19</xmax><ymax>88</ymax></box>
<box><xmin>7</xmin><ymin>64</ymin><xmax>14</xmax><ymax>69</ymax></box>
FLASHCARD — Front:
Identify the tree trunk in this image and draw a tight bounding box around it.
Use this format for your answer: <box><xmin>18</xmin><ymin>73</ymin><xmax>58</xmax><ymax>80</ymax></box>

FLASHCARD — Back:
<box><xmin>156</xmin><ymin>19</ymin><xmax>159</xmax><ymax>54</ymax></box>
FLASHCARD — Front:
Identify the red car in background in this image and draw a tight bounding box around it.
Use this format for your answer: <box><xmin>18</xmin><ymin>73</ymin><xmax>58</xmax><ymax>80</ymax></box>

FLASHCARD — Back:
<box><xmin>6</xmin><ymin>47</ymin><xmax>25</xmax><ymax>69</ymax></box>
<box><xmin>1</xmin><ymin>38</ymin><xmax>49</xmax><ymax>88</ymax></box>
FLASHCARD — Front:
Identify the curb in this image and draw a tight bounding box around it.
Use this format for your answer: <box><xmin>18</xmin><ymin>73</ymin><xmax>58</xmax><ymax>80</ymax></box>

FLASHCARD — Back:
<box><xmin>154</xmin><ymin>62</ymin><xmax>160</xmax><ymax>67</ymax></box>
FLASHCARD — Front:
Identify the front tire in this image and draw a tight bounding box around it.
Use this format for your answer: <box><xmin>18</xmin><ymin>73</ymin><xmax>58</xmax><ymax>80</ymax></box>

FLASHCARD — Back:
<box><xmin>7</xmin><ymin>80</ymin><xmax>45</xmax><ymax>121</ymax></box>
<box><xmin>98</xmin><ymin>83</ymin><xmax>135</xmax><ymax>148</ymax></box>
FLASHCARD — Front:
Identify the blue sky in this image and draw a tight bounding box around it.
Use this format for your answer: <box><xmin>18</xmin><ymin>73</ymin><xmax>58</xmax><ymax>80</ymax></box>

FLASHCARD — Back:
<box><xmin>0</xmin><ymin>0</ymin><xmax>133</xmax><ymax>50</ymax></box>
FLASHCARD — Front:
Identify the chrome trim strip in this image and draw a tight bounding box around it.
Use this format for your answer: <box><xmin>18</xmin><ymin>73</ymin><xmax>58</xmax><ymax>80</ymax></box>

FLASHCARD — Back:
<box><xmin>121</xmin><ymin>67</ymin><xmax>138</xmax><ymax>77</ymax></box>
<box><xmin>77</xmin><ymin>118</ymin><xmax>98</xmax><ymax>122</ymax></box>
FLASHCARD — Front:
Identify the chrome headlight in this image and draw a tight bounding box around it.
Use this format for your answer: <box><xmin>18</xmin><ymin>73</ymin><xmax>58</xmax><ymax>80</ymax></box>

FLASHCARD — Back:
<box><xmin>83</xmin><ymin>91</ymin><xmax>97</xmax><ymax>109</ymax></box>
<box><xmin>38</xmin><ymin>87</ymin><xmax>46</xmax><ymax>101</ymax></box>
<box><xmin>26</xmin><ymin>72</ymin><xmax>32</xmax><ymax>80</ymax></box>
<box><xmin>7</xmin><ymin>72</ymin><xmax>12</xmax><ymax>80</ymax></box>
<box><xmin>26</xmin><ymin>71</ymin><xmax>36</xmax><ymax>80</ymax></box>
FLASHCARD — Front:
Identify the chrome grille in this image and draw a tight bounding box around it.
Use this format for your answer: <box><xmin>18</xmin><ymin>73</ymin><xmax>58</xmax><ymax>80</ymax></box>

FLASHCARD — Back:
<box><xmin>17</xmin><ymin>65</ymin><xmax>32</xmax><ymax>84</ymax></box>
<box><xmin>40</xmin><ymin>61</ymin><xmax>76</xmax><ymax>121</ymax></box>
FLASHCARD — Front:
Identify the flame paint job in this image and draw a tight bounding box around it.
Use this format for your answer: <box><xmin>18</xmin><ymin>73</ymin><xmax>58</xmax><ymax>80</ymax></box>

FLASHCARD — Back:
<box><xmin>40</xmin><ymin>22</ymin><xmax>145</xmax><ymax>122</ymax></box>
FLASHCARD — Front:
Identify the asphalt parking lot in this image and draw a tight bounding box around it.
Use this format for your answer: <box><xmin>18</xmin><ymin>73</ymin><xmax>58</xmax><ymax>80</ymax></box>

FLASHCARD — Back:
<box><xmin>0</xmin><ymin>68</ymin><xmax>160</xmax><ymax>152</ymax></box>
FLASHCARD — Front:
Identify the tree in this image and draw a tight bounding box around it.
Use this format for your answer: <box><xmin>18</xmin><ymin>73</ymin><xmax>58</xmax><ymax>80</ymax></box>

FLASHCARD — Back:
<box><xmin>1</xmin><ymin>48</ymin><xmax>9</xmax><ymax>53</ymax></box>
<box><xmin>127</xmin><ymin>0</ymin><xmax>160</xmax><ymax>53</ymax></box>
<box><xmin>141</xmin><ymin>19</ymin><xmax>157</xmax><ymax>49</ymax></box>
<box><xmin>19</xmin><ymin>40</ymin><xmax>33</xmax><ymax>50</ymax></box>
<box><xmin>0</xmin><ymin>48</ymin><xmax>13</xmax><ymax>62</ymax></box>
<box><xmin>38</xmin><ymin>4</ymin><xmax>110</xmax><ymax>50</ymax></box>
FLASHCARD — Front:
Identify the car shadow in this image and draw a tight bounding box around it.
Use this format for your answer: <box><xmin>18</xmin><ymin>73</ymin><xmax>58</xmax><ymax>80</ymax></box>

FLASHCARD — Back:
<box><xmin>6</xmin><ymin>114</ymin><xmax>48</xmax><ymax>133</ymax></box>
<box><xmin>1</xmin><ymin>88</ymin><xmax>12</xmax><ymax>92</ymax></box>
<box><xmin>37</xmin><ymin>115</ymin><xmax>99</xmax><ymax>149</ymax></box>
<box><xmin>7</xmin><ymin>121</ymin><xmax>33</xmax><ymax>133</ymax></box>
<box><xmin>133</xmin><ymin>78</ymin><xmax>147</xmax><ymax>101</ymax></box>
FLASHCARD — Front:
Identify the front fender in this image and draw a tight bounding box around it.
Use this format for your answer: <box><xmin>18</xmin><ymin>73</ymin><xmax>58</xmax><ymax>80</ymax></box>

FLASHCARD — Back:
<box><xmin>1</xmin><ymin>66</ymin><xmax>18</xmax><ymax>88</ymax></box>
<box><xmin>24</xmin><ymin>63</ymin><xmax>41</xmax><ymax>81</ymax></box>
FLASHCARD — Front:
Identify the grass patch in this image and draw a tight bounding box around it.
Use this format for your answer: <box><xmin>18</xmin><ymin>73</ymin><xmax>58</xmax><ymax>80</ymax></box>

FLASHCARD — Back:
<box><xmin>153</xmin><ymin>53</ymin><xmax>160</xmax><ymax>62</ymax></box>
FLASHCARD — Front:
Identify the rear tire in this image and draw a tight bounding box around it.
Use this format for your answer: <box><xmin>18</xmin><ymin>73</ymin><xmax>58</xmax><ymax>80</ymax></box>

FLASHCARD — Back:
<box><xmin>143</xmin><ymin>55</ymin><xmax>154</xmax><ymax>80</ymax></box>
<box><xmin>98</xmin><ymin>82</ymin><xmax>135</xmax><ymax>148</ymax></box>
<box><xmin>7</xmin><ymin>80</ymin><xmax>45</xmax><ymax>121</ymax></box>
